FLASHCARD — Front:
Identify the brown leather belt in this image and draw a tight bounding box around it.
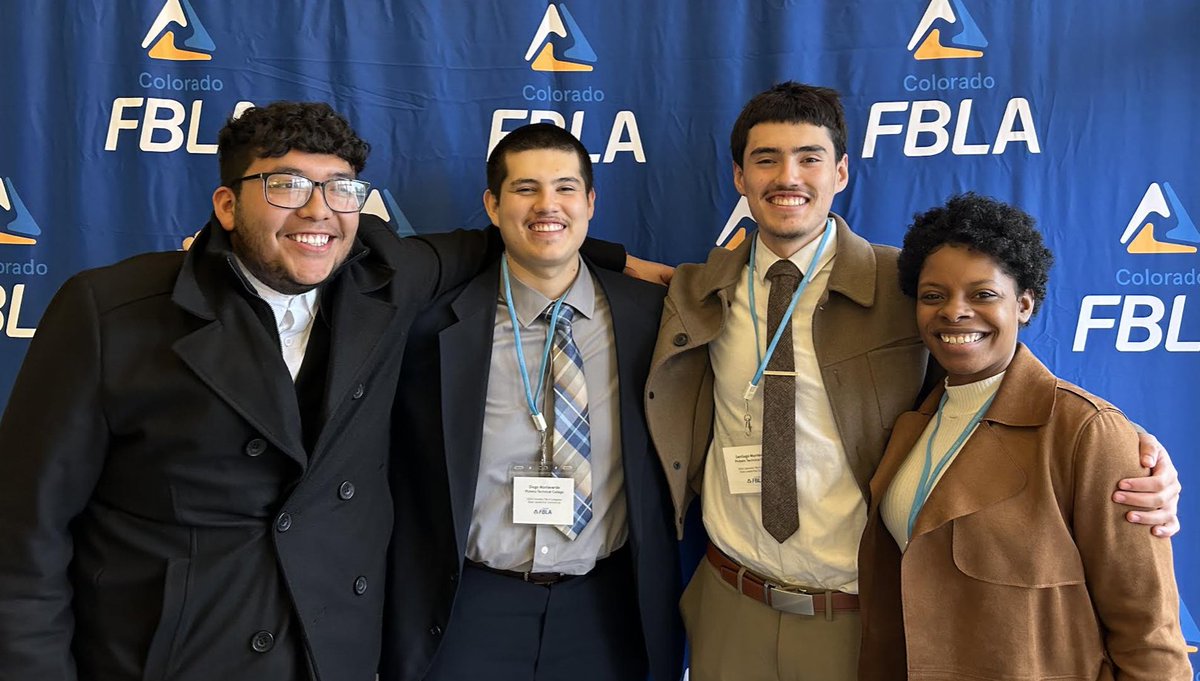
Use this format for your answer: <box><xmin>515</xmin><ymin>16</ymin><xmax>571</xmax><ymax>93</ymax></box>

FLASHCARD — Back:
<box><xmin>465</xmin><ymin>559</ymin><xmax>579</xmax><ymax>586</ymax></box>
<box><xmin>706</xmin><ymin>543</ymin><xmax>859</xmax><ymax>615</ymax></box>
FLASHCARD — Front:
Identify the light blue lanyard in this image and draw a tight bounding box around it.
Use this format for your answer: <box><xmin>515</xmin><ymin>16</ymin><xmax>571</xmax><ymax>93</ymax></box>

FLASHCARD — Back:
<box><xmin>743</xmin><ymin>219</ymin><xmax>834</xmax><ymax>401</ymax></box>
<box><xmin>501</xmin><ymin>257</ymin><xmax>568</xmax><ymax>440</ymax></box>
<box><xmin>906</xmin><ymin>391</ymin><xmax>997</xmax><ymax>538</ymax></box>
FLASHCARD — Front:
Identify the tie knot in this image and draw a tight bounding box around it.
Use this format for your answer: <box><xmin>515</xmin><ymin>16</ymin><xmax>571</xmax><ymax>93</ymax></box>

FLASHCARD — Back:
<box><xmin>766</xmin><ymin>259</ymin><xmax>801</xmax><ymax>284</ymax></box>
<box><xmin>546</xmin><ymin>303</ymin><xmax>575</xmax><ymax>328</ymax></box>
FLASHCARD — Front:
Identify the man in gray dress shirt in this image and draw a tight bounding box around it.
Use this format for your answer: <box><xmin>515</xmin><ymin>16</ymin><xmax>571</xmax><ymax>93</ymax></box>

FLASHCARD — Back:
<box><xmin>381</xmin><ymin>124</ymin><xmax>683</xmax><ymax>681</ymax></box>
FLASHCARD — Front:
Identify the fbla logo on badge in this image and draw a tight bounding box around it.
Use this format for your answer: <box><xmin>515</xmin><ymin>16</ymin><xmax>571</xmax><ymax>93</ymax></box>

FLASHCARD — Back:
<box><xmin>0</xmin><ymin>178</ymin><xmax>41</xmax><ymax>246</ymax></box>
<box><xmin>908</xmin><ymin>0</ymin><xmax>988</xmax><ymax>60</ymax></box>
<box><xmin>142</xmin><ymin>0</ymin><xmax>215</xmax><ymax>61</ymax></box>
<box><xmin>1120</xmin><ymin>182</ymin><xmax>1200</xmax><ymax>255</ymax></box>
<box><xmin>524</xmin><ymin>4</ymin><xmax>597</xmax><ymax>72</ymax></box>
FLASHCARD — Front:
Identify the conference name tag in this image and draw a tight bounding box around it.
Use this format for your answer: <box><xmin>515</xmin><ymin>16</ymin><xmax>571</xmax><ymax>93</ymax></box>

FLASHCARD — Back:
<box><xmin>723</xmin><ymin>445</ymin><xmax>762</xmax><ymax>495</ymax></box>
<box><xmin>512</xmin><ymin>476</ymin><xmax>574</xmax><ymax>525</ymax></box>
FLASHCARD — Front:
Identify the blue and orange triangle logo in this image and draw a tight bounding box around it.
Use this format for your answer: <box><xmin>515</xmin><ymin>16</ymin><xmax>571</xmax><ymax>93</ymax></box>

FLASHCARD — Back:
<box><xmin>716</xmin><ymin>197</ymin><xmax>754</xmax><ymax>251</ymax></box>
<box><xmin>907</xmin><ymin>0</ymin><xmax>988</xmax><ymax>60</ymax></box>
<box><xmin>142</xmin><ymin>0</ymin><xmax>215</xmax><ymax>62</ymax></box>
<box><xmin>524</xmin><ymin>4</ymin><xmax>597</xmax><ymax>72</ymax></box>
<box><xmin>1120</xmin><ymin>181</ymin><xmax>1200</xmax><ymax>255</ymax></box>
<box><xmin>363</xmin><ymin>188</ymin><xmax>417</xmax><ymax>238</ymax></box>
<box><xmin>0</xmin><ymin>178</ymin><xmax>41</xmax><ymax>246</ymax></box>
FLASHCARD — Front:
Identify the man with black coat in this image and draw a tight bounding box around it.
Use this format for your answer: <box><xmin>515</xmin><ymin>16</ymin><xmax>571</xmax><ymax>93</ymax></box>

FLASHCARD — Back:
<box><xmin>0</xmin><ymin>103</ymin><xmax>632</xmax><ymax>681</ymax></box>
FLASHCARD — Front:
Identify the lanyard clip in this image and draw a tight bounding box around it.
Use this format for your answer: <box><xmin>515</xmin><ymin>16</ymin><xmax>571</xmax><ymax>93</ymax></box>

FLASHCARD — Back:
<box><xmin>531</xmin><ymin>413</ymin><xmax>547</xmax><ymax>433</ymax></box>
<box><xmin>743</xmin><ymin>382</ymin><xmax>758</xmax><ymax>401</ymax></box>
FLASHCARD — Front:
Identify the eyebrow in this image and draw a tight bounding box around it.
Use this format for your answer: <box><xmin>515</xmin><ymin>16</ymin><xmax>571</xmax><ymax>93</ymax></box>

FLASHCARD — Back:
<box><xmin>507</xmin><ymin>176</ymin><xmax>582</xmax><ymax>186</ymax></box>
<box><xmin>921</xmin><ymin>278</ymin><xmax>1004</xmax><ymax>288</ymax></box>
<box><xmin>747</xmin><ymin>144</ymin><xmax>828</xmax><ymax>156</ymax></box>
<box><xmin>265</xmin><ymin>166</ymin><xmax>355</xmax><ymax>179</ymax></box>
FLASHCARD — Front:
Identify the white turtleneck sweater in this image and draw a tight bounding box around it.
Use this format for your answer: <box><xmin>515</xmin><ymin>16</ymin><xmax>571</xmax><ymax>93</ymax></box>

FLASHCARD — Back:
<box><xmin>881</xmin><ymin>372</ymin><xmax>1005</xmax><ymax>551</ymax></box>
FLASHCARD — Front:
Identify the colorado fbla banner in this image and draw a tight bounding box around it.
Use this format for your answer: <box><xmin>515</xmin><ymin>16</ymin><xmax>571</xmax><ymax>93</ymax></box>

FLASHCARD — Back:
<box><xmin>1</xmin><ymin>0</ymin><xmax>1198</xmax><ymax>657</ymax></box>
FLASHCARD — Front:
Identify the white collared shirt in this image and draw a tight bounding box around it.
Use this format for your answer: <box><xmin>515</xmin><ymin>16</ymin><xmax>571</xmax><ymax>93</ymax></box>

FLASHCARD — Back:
<box><xmin>235</xmin><ymin>258</ymin><xmax>319</xmax><ymax>381</ymax></box>
<box><xmin>704</xmin><ymin>221</ymin><xmax>868</xmax><ymax>593</ymax></box>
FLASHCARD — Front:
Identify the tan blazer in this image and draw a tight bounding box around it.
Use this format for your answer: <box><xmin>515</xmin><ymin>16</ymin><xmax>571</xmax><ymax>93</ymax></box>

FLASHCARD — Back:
<box><xmin>644</xmin><ymin>214</ymin><xmax>934</xmax><ymax>536</ymax></box>
<box><xmin>858</xmin><ymin>344</ymin><xmax>1190</xmax><ymax>681</ymax></box>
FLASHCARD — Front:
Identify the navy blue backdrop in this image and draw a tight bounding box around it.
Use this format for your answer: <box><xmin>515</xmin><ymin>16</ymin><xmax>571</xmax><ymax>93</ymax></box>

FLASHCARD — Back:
<box><xmin>1</xmin><ymin>0</ymin><xmax>1198</xmax><ymax>660</ymax></box>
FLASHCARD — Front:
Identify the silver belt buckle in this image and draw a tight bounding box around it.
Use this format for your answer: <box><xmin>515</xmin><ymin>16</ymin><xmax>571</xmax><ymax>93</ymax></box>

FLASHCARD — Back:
<box><xmin>765</xmin><ymin>585</ymin><xmax>815</xmax><ymax>616</ymax></box>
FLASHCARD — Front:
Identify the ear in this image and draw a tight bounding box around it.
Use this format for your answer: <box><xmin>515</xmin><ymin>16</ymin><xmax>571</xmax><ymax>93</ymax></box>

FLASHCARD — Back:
<box><xmin>483</xmin><ymin>189</ymin><xmax>500</xmax><ymax>227</ymax></box>
<box><xmin>586</xmin><ymin>187</ymin><xmax>596</xmax><ymax>220</ymax></box>
<box><xmin>732</xmin><ymin>161</ymin><xmax>747</xmax><ymax>196</ymax></box>
<box><xmin>1017</xmin><ymin>289</ymin><xmax>1035</xmax><ymax>324</ymax></box>
<box><xmin>213</xmin><ymin>186</ymin><xmax>237</xmax><ymax>232</ymax></box>
<box><xmin>834</xmin><ymin>153</ymin><xmax>849</xmax><ymax>193</ymax></box>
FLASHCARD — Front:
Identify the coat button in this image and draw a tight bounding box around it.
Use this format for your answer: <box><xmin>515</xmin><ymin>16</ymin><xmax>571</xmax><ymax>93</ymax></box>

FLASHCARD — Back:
<box><xmin>250</xmin><ymin>630</ymin><xmax>275</xmax><ymax>653</ymax></box>
<box><xmin>672</xmin><ymin>461</ymin><xmax>682</xmax><ymax>470</ymax></box>
<box><xmin>338</xmin><ymin>481</ymin><xmax>356</xmax><ymax>500</ymax></box>
<box><xmin>449</xmin><ymin>571</ymin><xmax>458</xmax><ymax>583</ymax></box>
<box><xmin>429</xmin><ymin>624</ymin><xmax>442</xmax><ymax>637</ymax></box>
<box><xmin>672</xmin><ymin>333</ymin><xmax>688</xmax><ymax>347</ymax></box>
<box><xmin>245</xmin><ymin>438</ymin><xmax>267</xmax><ymax>457</ymax></box>
<box><xmin>352</xmin><ymin>383</ymin><xmax>365</xmax><ymax>400</ymax></box>
<box><xmin>275</xmin><ymin>512</ymin><xmax>292</xmax><ymax>532</ymax></box>
<box><xmin>354</xmin><ymin>576</ymin><xmax>368</xmax><ymax>595</ymax></box>
<box><xmin>648</xmin><ymin>391</ymin><xmax>655</xmax><ymax>399</ymax></box>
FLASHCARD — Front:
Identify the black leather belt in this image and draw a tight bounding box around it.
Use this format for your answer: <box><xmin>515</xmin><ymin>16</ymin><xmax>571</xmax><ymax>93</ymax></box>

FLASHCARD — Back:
<box><xmin>464</xmin><ymin>559</ymin><xmax>580</xmax><ymax>586</ymax></box>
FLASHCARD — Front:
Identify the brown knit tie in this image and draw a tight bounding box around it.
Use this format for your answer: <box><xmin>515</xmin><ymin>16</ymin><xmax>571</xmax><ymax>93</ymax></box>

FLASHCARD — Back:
<box><xmin>761</xmin><ymin>259</ymin><xmax>800</xmax><ymax>543</ymax></box>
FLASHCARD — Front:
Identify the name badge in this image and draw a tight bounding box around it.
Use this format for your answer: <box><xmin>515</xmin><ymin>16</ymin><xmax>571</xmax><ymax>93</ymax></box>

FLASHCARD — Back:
<box><xmin>512</xmin><ymin>476</ymin><xmax>574</xmax><ymax>525</ymax></box>
<box><xmin>722</xmin><ymin>445</ymin><xmax>762</xmax><ymax>495</ymax></box>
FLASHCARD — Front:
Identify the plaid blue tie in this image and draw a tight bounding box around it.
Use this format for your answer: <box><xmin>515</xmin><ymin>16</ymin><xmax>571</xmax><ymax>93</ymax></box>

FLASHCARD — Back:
<box><xmin>547</xmin><ymin>305</ymin><xmax>592</xmax><ymax>539</ymax></box>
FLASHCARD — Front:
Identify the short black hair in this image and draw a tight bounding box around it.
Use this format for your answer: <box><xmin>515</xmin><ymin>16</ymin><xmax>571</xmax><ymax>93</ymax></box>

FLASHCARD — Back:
<box><xmin>730</xmin><ymin>81</ymin><xmax>848</xmax><ymax>168</ymax></box>
<box><xmin>486</xmin><ymin>123</ymin><xmax>593</xmax><ymax>197</ymax></box>
<box><xmin>217</xmin><ymin>101</ymin><xmax>370</xmax><ymax>188</ymax></box>
<box><xmin>898</xmin><ymin>192</ymin><xmax>1054</xmax><ymax>316</ymax></box>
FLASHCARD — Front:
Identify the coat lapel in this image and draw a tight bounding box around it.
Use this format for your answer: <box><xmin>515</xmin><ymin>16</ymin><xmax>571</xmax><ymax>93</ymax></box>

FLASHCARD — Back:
<box><xmin>593</xmin><ymin>267</ymin><xmax>655</xmax><ymax>532</ymax></box>
<box><xmin>318</xmin><ymin>260</ymin><xmax>398</xmax><ymax>434</ymax></box>
<box><xmin>867</xmin><ymin>409</ymin><xmax>932</xmax><ymax>517</ymax></box>
<box><xmin>440</xmin><ymin>264</ymin><xmax>500</xmax><ymax>556</ymax></box>
<box><xmin>910</xmin><ymin>422</ymin><xmax>1026</xmax><ymax>538</ymax></box>
<box><xmin>173</xmin><ymin>277</ymin><xmax>309</xmax><ymax>468</ymax></box>
<box><xmin>908</xmin><ymin>345</ymin><xmax>1055</xmax><ymax>538</ymax></box>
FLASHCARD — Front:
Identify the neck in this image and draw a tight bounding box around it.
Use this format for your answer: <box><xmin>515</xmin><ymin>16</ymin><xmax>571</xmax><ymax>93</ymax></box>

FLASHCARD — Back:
<box><xmin>506</xmin><ymin>253</ymin><xmax>579</xmax><ymax>299</ymax></box>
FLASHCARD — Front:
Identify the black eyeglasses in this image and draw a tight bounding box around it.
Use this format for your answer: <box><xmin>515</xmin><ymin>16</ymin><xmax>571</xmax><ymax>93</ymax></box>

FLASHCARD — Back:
<box><xmin>229</xmin><ymin>172</ymin><xmax>371</xmax><ymax>213</ymax></box>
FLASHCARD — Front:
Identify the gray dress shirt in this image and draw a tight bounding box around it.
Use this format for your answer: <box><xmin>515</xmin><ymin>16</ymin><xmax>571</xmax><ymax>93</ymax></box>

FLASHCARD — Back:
<box><xmin>465</xmin><ymin>256</ymin><xmax>627</xmax><ymax>574</ymax></box>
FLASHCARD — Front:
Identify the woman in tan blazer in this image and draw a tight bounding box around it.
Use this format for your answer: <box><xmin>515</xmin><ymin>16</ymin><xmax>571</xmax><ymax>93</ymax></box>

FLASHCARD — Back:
<box><xmin>857</xmin><ymin>193</ymin><xmax>1191</xmax><ymax>680</ymax></box>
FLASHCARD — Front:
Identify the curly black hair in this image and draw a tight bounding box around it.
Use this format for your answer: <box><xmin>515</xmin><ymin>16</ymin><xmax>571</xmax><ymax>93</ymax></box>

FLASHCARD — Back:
<box><xmin>897</xmin><ymin>192</ymin><xmax>1054</xmax><ymax>316</ymax></box>
<box><xmin>217</xmin><ymin>101</ymin><xmax>370</xmax><ymax>188</ymax></box>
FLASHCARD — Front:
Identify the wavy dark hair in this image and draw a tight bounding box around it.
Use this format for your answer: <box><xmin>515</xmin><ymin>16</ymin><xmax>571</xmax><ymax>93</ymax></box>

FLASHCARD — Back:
<box><xmin>898</xmin><ymin>192</ymin><xmax>1054</xmax><ymax>316</ymax></box>
<box><xmin>730</xmin><ymin>81</ymin><xmax>848</xmax><ymax>167</ymax></box>
<box><xmin>217</xmin><ymin>101</ymin><xmax>370</xmax><ymax>188</ymax></box>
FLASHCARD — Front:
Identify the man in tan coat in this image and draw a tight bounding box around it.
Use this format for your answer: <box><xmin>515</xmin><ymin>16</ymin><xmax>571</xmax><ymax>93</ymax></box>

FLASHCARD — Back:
<box><xmin>642</xmin><ymin>81</ymin><xmax>1182</xmax><ymax>681</ymax></box>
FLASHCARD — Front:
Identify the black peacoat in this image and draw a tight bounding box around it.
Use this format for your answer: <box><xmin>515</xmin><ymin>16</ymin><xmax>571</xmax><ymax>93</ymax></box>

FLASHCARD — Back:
<box><xmin>0</xmin><ymin>215</ymin><xmax>502</xmax><ymax>681</ymax></box>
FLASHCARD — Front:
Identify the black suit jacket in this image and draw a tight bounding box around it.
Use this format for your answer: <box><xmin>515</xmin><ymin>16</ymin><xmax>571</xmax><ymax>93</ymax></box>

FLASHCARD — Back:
<box><xmin>0</xmin><ymin>215</ymin><xmax>502</xmax><ymax>681</ymax></box>
<box><xmin>382</xmin><ymin>258</ymin><xmax>683</xmax><ymax>681</ymax></box>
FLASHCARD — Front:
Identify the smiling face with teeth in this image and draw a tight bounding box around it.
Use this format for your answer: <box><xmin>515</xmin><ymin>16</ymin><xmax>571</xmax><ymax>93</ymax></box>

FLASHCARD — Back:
<box><xmin>916</xmin><ymin>244</ymin><xmax>1035</xmax><ymax>386</ymax></box>
<box><xmin>484</xmin><ymin>148</ymin><xmax>594</xmax><ymax>299</ymax></box>
<box><xmin>733</xmin><ymin>121</ymin><xmax>848</xmax><ymax>259</ymax></box>
<box><xmin>213</xmin><ymin>150</ymin><xmax>358</xmax><ymax>295</ymax></box>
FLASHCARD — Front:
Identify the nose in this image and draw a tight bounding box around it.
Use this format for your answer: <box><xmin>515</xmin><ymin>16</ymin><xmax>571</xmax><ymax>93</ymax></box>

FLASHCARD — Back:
<box><xmin>532</xmin><ymin>188</ymin><xmax>557</xmax><ymax>213</ymax></box>
<box><xmin>774</xmin><ymin>157</ymin><xmax>806</xmax><ymax>186</ymax></box>
<box><xmin>939</xmin><ymin>295</ymin><xmax>973</xmax><ymax>321</ymax></box>
<box><xmin>295</xmin><ymin>185</ymin><xmax>332</xmax><ymax>220</ymax></box>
